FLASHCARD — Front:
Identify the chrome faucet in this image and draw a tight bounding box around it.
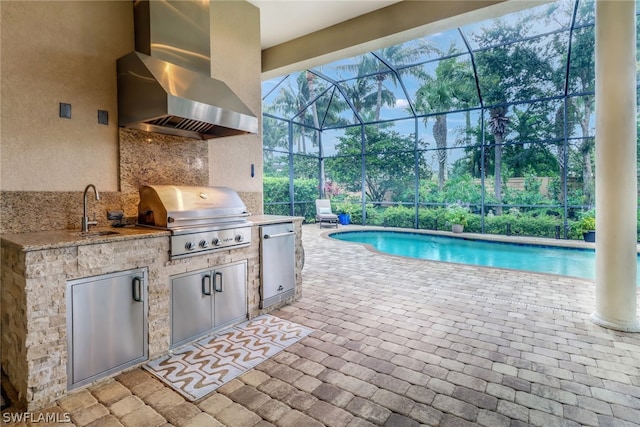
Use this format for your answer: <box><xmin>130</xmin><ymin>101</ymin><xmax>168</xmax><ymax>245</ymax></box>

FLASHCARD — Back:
<box><xmin>82</xmin><ymin>184</ymin><xmax>100</xmax><ymax>232</ymax></box>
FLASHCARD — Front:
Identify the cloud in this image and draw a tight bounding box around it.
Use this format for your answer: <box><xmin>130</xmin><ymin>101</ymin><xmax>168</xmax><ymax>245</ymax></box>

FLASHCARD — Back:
<box><xmin>395</xmin><ymin>99</ymin><xmax>410</xmax><ymax>109</ymax></box>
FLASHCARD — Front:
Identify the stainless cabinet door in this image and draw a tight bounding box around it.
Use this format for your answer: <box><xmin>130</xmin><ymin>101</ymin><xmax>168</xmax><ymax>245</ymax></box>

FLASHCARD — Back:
<box><xmin>214</xmin><ymin>261</ymin><xmax>247</xmax><ymax>328</ymax></box>
<box><xmin>171</xmin><ymin>270</ymin><xmax>213</xmax><ymax>347</ymax></box>
<box><xmin>260</xmin><ymin>223</ymin><xmax>296</xmax><ymax>308</ymax></box>
<box><xmin>68</xmin><ymin>269</ymin><xmax>147</xmax><ymax>388</ymax></box>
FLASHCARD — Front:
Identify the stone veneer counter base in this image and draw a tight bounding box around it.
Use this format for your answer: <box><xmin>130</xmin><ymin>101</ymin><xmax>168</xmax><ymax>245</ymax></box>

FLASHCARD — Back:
<box><xmin>1</xmin><ymin>228</ymin><xmax>171</xmax><ymax>411</ymax></box>
<box><xmin>0</xmin><ymin>216</ymin><xmax>303</xmax><ymax>411</ymax></box>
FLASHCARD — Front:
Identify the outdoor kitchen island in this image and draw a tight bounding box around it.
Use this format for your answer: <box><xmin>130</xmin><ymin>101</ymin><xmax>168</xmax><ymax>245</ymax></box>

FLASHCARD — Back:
<box><xmin>0</xmin><ymin>215</ymin><xmax>303</xmax><ymax>411</ymax></box>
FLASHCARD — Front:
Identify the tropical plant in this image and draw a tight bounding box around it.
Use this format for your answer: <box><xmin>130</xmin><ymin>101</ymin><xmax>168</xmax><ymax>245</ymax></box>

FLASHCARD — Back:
<box><xmin>473</xmin><ymin>11</ymin><xmax>556</xmax><ymax>214</ymax></box>
<box><xmin>370</xmin><ymin>44</ymin><xmax>434</xmax><ymax>121</ymax></box>
<box><xmin>444</xmin><ymin>203</ymin><xmax>471</xmax><ymax>226</ymax></box>
<box><xmin>269</xmin><ymin>72</ymin><xmax>349</xmax><ymax>154</ymax></box>
<box><xmin>334</xmin><ymin>195</ymin><xmax>360</xmax><ymax>216</ymax></box>
<box><xmin>341</xmin><ymin>73</ymin><xmax>379</xmax><ymax>122</ymax></box>
<box><xmin>487</xmin><ymin>106</ymin><xmax>510</xmax><ymax>214</ymax></box>
<box><xmin>262</xmin><ymin>116</ymin><xmax>289</xmax><ymax>152</ymax></box>
<box><xmin>420</xmin><ymin>173</ymin><xmax>484</xmax><ymax>205</ymax></box>
<box><xmin>575</xmin><ymin>209</ymin><xmax>595</xmax><ymax>233</ymax></box>
<box><xmin>337</xmin><ymin>55</ymin><xmax>398</xmax><ymax>123</ymax></box>
<box><xmin>328</xmin><ymin>126</ymin><xmax>427</xmax><ymax>202</ymax></box>
<box><xmin>414</xmin><ymin>55</ymin><xmax>476</xmax><ymax>191</ymax></box>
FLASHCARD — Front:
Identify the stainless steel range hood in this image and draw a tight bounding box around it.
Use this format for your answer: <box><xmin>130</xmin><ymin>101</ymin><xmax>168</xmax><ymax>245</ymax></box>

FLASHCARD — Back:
<box><xmin>117</xmin><ymin>1</ymin><xmax>258</xmax><ymax>140</ymax></box>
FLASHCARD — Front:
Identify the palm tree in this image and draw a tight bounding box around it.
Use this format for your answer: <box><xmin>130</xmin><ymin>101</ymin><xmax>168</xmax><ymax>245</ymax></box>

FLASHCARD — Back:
<box><xmin>415</xmin><ymin>77</ymin><xmax>453</xmax><ymax>191</ymax></box>
<box><xmin>415</xmin><ymin>56</ymin><xmax>477</xmax><ymax>190</ymax></box>
<box><xmin>338</xmin><ymin>41</ymin><xmax>435</xmax><ymax>123</ymax></box>
<box><xmin>306</xmin><ymin>71</ymin><xmax>321</xmax><ymax>132</ymax></box>
<box><xmin>272</xmin><ymin>72</ymin><xmax>326</xmax><ymax>153</ymax></box>
<box><xmin>488</xmin><ymin>106</ymin><xmax>509</xmax><ymax>214</ymax></box>
<box><xmin>472</xmin><ymin>11</ymin><xmax>553</xmax><ymax>214</ymax></box>
<box><xmin>340</xmin><ymin>73</ymin><xmax>379</xmax><ymax>123</ymax></box>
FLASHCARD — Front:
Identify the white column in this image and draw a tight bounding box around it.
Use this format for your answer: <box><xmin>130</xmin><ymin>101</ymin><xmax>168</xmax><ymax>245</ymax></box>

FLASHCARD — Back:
<box><xmin>591</xmin><ymin>0</ymin><xmax>640</xmax><ymax>332</ymax></box>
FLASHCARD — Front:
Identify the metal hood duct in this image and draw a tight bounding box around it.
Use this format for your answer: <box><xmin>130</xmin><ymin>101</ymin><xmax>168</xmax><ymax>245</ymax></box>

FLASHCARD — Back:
<box><xmin>117</xmin><ymin>1</ymin><xmax>258</xmax><ymax>140</ymax></box>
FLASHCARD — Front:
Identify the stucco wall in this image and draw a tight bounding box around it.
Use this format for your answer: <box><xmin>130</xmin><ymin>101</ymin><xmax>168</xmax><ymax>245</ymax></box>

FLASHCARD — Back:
<box><xmin>0</xmin><ymin>1</ymin><xmax>133</xmax><ymax>192</ymax></box>
<box><xmin>208</xmin><ymin>1</ymin><xmax>263</xmax><ymax>199</ymax></box>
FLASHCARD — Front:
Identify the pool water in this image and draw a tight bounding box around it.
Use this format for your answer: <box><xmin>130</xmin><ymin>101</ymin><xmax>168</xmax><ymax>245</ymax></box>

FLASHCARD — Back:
<box><xmin>330</xmin><ymin>230</ymin><xmax>640</xmax><ymax>285</ymax></box>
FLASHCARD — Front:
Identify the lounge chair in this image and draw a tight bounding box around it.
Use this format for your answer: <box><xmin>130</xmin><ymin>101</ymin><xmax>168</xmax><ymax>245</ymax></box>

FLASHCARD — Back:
<box><xmin>315</xmin><ymin>199</ymin><xmax>338</xmax><ymax>228</ymax></box>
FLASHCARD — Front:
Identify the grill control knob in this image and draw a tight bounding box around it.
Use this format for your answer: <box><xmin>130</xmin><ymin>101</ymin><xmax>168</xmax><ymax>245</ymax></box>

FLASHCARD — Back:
<box><xmin>199</xmin><ymin>239</ymin><xmax>209</xmax><ymax>249</ymax></box>
<box><xmin>212</xmin><ymin>238</ymin><xmax>221</xmax><ymax>246</ymax></box>
<box><xmin>185</xmin><ymin>241</ymin><xmax>196</xmax><ymax>251</ymax></box>
<box><xmin>235</xmin><ymin>234</ymin><xmax>244</xmax><ymax>243</ymax></box>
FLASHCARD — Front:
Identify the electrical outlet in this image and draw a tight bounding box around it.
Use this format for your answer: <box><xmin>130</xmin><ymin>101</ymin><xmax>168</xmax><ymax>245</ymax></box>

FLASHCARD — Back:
<box><xmin>59</xmin><ymin>103</ymin><xmax>71</xmax><ymax>119</ymax></box>
<box><xmin>98</xmin><ymin>110</ymin><xmax>108</xmax><ymax>125</ymax></box>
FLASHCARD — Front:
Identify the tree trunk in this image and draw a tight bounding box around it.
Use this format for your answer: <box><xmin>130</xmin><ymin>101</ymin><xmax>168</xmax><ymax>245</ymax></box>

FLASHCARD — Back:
<box><xmin>582</xmin><ymin>146</ymin><xmax>594</xmax><ymax>205</ymax></box>
<box><xmin>465</xmin><ymin>110</ymin><xmax>471</xmax><ymax>146</ymax></box>
<box><xmin>307</xmin><ymin>72</ymin><xmax>321</xmax><ymax>132</ymax></box>
<box><xmin>298</xmin><ymin>134</ymin><xmax>306</xmax><ymax>154</ymax></box>
<box><xmin>579</xmin><ymin>102</ymin><xmax>594</xmax><ymax>206</ymax></box>
<box><xmin>494</xmin><ymin>133</ymin><xmax>503</xmax><ymax>215</ymax></box>
<box><xmin>558</xmin><ymin>142</ymin><xmax>567</xmax><ymax>203</ymax></box>
<box><xmin>554</xmin><ymin>104</ymin><xmax>567</xmax><ymax>204</ymax></box>
<box><xmin>433</xmin><ymin>115</ymin><xmax>448</xmax><ymax>191</ymax></box>
<box><xmin>307</xmin><ymin>72</ymin><xmax>323</xmax><ymax>192</ymax></box>
<box><xmin>489</xmin><ymin>106</ymin><xmax>508</xmax><ymax>216</ymax></box>
<box><xmin>375</xmin><ymin>76</ymin><xmax>384</xmax><ymax>122</ymax></box>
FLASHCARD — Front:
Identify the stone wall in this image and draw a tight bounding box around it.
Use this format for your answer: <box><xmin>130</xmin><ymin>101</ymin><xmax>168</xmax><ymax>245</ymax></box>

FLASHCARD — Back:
<box><xmin>0</xmin><ymin>191</ymin><xmax>124</xmax><ymax>234</ymax></box>
<box><xmin>1</xmin><ymin>235</ymin><xmax>169</xmax><ymax>411</ymax></box>
<box><xmin>0</xmin><ymin>243</ymin><xmax>29</xmax><ymax>407</ymax></box>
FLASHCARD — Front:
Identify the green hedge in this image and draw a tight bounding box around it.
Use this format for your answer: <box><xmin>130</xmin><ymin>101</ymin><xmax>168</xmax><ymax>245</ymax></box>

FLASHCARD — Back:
<box><xmin>364</xmin><ymin>206</ymin><xmax>563</xmax><ymax>238</ymax></box>
<box><xmin>263</xmin><ymin>176</ymin><xmax>319</xmax><ymax>222</ymax></box>
<box><xmin>264</xmin><ymin>177</ymin><xmax>640</xmax><ymax>241</ymax></box>
<box><xmin>484</xmin><ymin>213</ymin><xmax>560</xmax><ymax>238</ymax></box>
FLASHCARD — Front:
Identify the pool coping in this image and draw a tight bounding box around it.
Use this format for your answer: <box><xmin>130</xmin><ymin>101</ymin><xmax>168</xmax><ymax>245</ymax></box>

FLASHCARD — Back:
<box><xmin>323</xmin><ymin>225</ymin><xmax>640</xmax><ymax>252</ymax></box>
<box><xmin>319</xmin><ymin>225</ymin><xmax>640</xmax><ymax>284</ymax></box>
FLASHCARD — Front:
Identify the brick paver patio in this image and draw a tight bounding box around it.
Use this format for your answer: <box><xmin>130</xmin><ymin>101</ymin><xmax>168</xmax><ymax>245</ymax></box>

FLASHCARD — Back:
<box><xmin>5</xmin><ymin>224</ymin><xmax>640</xmax><ymax>426</ymax></box>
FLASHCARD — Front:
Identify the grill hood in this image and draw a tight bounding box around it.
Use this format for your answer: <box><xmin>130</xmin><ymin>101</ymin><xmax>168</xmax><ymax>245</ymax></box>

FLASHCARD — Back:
<box><xmin>138</xmin><ymin>185</ymin><xmax>250</xmax><ymax>229</ymax></box>
<box><xmin>117</xmin><ymin>1</ymin><xmax>258</xmax><ymax>140</ymax></box>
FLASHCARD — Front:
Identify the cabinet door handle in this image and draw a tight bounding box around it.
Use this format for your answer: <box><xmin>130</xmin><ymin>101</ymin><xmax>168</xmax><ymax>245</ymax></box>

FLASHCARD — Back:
<box><xmin>132</xmin><ymin>277</ymin><xmax>143</xmax><ymax>302</ymax></box>
<box><xmin>215</xmin><ymin>271</ymin><xmax>223</xmax><ymax>293</ymax></box>
<box><xmin>202</xmin><ymin>274</ymin><xmax>212</xmax><ymax>296</ymax></box>
<box><xmin>263</xmin><ymin>231</ymin><xmax>295</xmax><ymax>239</ymax></box>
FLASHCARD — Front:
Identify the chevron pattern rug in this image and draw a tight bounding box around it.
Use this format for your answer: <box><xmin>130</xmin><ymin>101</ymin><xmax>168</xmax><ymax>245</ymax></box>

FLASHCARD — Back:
<box><xmin>144</xmin><ymin>315</ymin><xmax>313</xmax><ymax>401</ymax></box>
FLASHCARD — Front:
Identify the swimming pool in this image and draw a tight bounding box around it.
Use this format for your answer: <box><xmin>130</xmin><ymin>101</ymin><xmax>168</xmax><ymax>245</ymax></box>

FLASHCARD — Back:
<box><xmin>329</xmin><ymin>230</ymin><xmax>640</xmax><ymax>285</ymax></box>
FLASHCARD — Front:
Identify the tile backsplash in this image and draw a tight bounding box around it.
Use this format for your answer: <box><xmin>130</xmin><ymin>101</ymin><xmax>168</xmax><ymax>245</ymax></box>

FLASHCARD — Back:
<box><xmin>0</xmin><ymin>190</ymin><xmax>122</xmax><ymax>234</ymax></box>
<box><xmin>119</xmin><ymin>128</ymin><xmax>210</xmax><ymax>219</ymax></box>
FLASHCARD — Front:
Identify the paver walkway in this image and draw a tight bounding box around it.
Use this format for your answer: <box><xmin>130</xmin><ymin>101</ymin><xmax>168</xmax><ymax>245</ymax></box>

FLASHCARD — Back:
<box><xmin>4</xmin><ymin>224</ymin><xmax>640</xmax><ymax>426</ymax></box>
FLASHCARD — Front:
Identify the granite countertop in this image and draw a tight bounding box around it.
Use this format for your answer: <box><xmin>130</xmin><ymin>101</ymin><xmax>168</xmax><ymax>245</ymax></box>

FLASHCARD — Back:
<box><xmin>248</xmin><ymin>215</ymin><xmax>303</xmax><ymax>225</ymax></box>
<box><xmin>0</xmin><ymin>216</ymin><xmax>303</xmax><ymax>252</ymax></box>
<box><xmin>0</xmin><ymin>226</ymin><xmax>169</xmax><ymax>252</ymax></box>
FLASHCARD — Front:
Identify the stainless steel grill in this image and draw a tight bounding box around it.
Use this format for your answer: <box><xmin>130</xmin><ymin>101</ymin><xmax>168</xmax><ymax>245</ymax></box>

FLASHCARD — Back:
<box><xmin>138</xmin><ymin>185</ymin><xmax>252</xmax><ymax>259</ymax></box>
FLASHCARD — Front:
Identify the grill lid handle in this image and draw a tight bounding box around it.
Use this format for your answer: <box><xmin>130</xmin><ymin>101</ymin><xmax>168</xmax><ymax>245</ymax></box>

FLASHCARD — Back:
<box><xmin>167</xmin><ymin>212</ymin><xmax>251</xmax><ymax>223</ymax></box>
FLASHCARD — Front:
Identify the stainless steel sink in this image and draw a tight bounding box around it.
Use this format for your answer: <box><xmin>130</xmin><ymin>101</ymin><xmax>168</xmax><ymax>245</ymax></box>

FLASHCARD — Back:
<box><xmin>74</xmin><ymin>230</ymin><xmax>120</xmax><ymax>238</ymax></box>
